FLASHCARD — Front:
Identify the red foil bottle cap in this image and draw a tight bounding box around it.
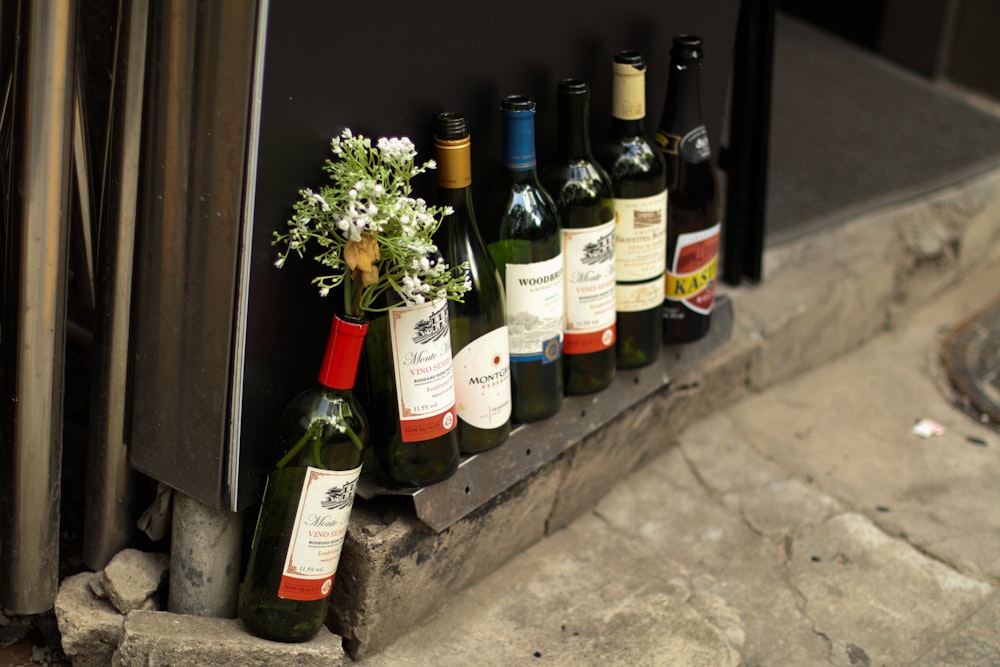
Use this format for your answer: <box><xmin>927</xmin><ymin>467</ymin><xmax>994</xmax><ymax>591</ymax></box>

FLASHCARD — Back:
<box><xmin>317</xmin><ymin>315</ymin><xmax>368</xmax><ymax>390</ymax></box>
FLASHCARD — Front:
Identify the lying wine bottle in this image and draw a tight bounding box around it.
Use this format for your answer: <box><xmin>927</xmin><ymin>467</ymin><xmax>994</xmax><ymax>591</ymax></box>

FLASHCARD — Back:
<box><xmin>238</xmin><ymin>314</ymin><xmax>368</xmax><ymax>643</ymax></box>
<box><xmin>486</xmin><ymin>95</ymin><xmax>565</xmax><ymax>422</ymax></box>
<box><xmin>433</xmin><ymin>112</ymin><xmax>512</xmax><ymax>453</ymax></box>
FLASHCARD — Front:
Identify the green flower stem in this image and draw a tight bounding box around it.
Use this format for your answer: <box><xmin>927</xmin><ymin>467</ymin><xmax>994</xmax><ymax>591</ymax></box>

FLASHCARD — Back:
<box><xmin>275</xmin><ymin>420</ymin><xmax>323</xmax><ymax>469</ymax></box>
<box><xmin>274</xmin><ymin>417</ymin><xmax>366</xmax><ymax>471</ymax></box>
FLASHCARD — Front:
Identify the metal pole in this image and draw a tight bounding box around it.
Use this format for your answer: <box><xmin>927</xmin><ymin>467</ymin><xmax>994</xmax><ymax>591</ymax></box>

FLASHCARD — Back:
<box><xmin>82</xmin><ymin>0</ymin><xmax>150</xmax><ymax>571</ymax></box>
<box><xmin>0</xmin><ymin>0</ymin><xmax>78</xmax><ymax>614</ymax></box>
<box><xmin>722</xmin><ymin>0</ymin><xmax>775</xmax><ymax>285</ymax></box>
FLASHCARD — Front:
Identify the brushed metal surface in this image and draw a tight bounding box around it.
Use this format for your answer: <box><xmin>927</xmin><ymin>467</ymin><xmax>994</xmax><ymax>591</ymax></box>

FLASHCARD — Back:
<box><xmin>82</xmin><ymin>0</ymin><xmax>150</xmax><ymax>570</ymax></box>
<box><xmin>0</xmin><ymin>0</ymin><xmax>77</xmax><ymax>614</ymax></box>
<box><xmin>129</xmin><ymin>0</ymin><xmax>259</xmax><ymax>510</ymax></box>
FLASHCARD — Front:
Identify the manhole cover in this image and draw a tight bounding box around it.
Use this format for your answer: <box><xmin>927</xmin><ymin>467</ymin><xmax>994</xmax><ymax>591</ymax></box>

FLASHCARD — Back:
<box><xmin>942</xmin><ymin>299</ymin><xmax>1000</xmax><ymax>430</ymax></box>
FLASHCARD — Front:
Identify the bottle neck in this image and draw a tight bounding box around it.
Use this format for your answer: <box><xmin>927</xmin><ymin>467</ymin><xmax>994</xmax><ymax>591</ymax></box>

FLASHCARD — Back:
<box><xmin>661</xmin><ymin>62</ymin><xmax>704</xmax><ymax>133</ymax></box>
<box><xmin>435</xmin><ymin>135</ymin><xmax>475</xmax><ymax>210</ymax></box>
<box><xmin>502</xmin><ymin>107</ymin><xmax>540</xmax><ymax>182</ymax></box>
<box><xmin>317</xmin><ymin>315</ymin><xmax>368</xmax><ymax>391</ymax></box>
<box><xmin>611</xmin><ymin>62</ymin><xmax>647</xmax><ymax>123</ymax></box>
<box><xmin>557</xmin><ymin>94</ymin><xmax>591</xmax><ymax>160</ymax></box>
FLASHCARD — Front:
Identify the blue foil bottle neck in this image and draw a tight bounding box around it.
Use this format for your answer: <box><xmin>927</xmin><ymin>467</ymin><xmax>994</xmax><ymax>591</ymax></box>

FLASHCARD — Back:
<box><xmin>502</xmin><ymin>96</ymin><xmax>537</xmax><ymax>171</ymax></box>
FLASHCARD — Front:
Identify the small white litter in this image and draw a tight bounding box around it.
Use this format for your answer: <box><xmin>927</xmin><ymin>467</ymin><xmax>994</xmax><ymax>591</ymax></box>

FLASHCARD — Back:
<box><xmin>912</xmin><ymin>418</ymin><xmax>946</xmax><ymax>438</ymax></box>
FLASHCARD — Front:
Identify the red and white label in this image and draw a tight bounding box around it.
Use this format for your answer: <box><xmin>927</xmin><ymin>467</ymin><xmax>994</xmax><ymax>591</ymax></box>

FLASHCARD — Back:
<box><xmin>278</xmin><ymin>465</ymin><xmax>361</xmax><ymax>601</ymax></box>
<box><xmin>664</xmin><ymin>223</ymin><xmax>720</xmax><ymax>315</ymax></box>
<box><xmin>563</xmin><ymin>219</ymin><xmax>616</xmax><ymax>354</ymax></box>
<box><xmin>389</xmin><ymin>299</ymin><xmax>457</xmax><ymax>442</ymax></box>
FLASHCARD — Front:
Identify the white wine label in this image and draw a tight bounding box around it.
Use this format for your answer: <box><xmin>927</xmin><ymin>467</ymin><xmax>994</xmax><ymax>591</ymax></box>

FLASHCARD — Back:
<box><xmin>563</xmin><ymin>219</ymin><xmax>616</xmax><ymax>354</ymax></box>
<box><xmin>616</xmin><ymin>279</ymin><xmax>664</xmax><ymax>312</ymax></box>
<box><xmin>614</xmin><ymin>190</ymin><xmax>667</xmax><ymax>283</ymax></box>
<box><xmin>278</xmin><ymin>464</ymin><xmax>362</xmax><ymax>601</ymax></box>
<box><xmin>665</xmin><ymin>222</ymin><xmax>720</xmax><ymax>315</ymax></box>
<box><xmin>453</xmin><ymin>326</ymin><xmax>512</xmax><ymax>429</ymax></box>
<box><xmin>504</xmin><ymin>254</ymin><xmax>564</xmax><ymax>363</ymax></box>
<box><xmin>389</xmin><ymin>299</ymin><xmax>458</xmax><ymax>442</ymax></box>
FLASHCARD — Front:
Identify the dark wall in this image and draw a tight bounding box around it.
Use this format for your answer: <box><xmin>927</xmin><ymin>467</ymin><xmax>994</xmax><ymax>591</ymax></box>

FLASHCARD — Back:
<box><xmin>236</xmin><ymin>0</ymin><xmax>741</xmax><ymax>508</ymax></box>
<box><xmin>778</xmin><ymin>0</ymin><xmax>885</xmax><ymax>50</ymax></box>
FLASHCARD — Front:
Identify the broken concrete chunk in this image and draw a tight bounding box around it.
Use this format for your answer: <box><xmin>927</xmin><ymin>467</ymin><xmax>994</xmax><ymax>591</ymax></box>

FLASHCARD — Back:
<box><xmin>102</xmin><ymin>548</ymin><xmax>170</xmax><ymax>614</ymax></box>
<box><xmin>54</xmin><ymin>571</ymin><xmax>125</xmax><ymax>667</ymax></box>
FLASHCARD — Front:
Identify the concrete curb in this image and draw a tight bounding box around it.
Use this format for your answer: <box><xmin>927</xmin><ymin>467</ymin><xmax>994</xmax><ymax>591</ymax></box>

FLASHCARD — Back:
<box><xmin>326</xmin><ymin>165</ymin><xmax>1000</xmax><ymax>660</ymax></box>
<box><xmin>54</xmin><ymin>165</ymin><xmax>1000</xmax><ymax>664</ymax></box>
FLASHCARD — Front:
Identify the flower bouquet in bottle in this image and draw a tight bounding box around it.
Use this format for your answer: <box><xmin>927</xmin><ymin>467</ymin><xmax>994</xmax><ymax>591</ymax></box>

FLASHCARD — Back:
<box><xmin>239</xmin><ymin>129</ymin><xmax>469</xmax><ymax>642</ymax></box>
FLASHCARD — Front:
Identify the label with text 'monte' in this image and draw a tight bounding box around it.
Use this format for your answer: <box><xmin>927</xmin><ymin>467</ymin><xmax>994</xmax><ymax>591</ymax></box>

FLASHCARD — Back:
<box><xmin>278</xmin><ymin>465</ymin><xmax>361</xmax><ymax>601</ymax></box>
<box><xmin>389</xmin><ymin>299</ymin><xmax>457</xmax><ymax>442</ymax></box>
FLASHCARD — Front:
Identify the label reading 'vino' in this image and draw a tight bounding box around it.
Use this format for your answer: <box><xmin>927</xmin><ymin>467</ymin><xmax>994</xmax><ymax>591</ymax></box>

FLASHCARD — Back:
<box><xmin>278</xmin><ymin>464</ymin><xmax>362</xmax><ymax>601</ymax></box>
<box><xmin>504</xmin><ymin>254</ymin><xmax>564</xmax><ymax>364</ymax></box>
<box><xmin>389</xmin><ymin>299</ymin><xmax>458</xmax><ymax>442</ymax></box>
<box><xmin>563</xmin><ymin>219</ymin><xmax>617</xmax><ymax>354</ymax></box>
<box><xmin>453</xmin><ymin>326</ymin><xmax>512</xmax><ymax>429</ymax></box>
<box><xmin>665</xmin><ymin>222</ymin><xmax>720</xmax><ymax>315</ymax></box>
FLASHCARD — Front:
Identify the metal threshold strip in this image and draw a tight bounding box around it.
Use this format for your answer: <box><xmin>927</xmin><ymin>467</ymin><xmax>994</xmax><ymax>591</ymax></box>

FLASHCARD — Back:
<box><xmin>357</xmin><ymin>295</ymin><xmax>734</xmax><ymax>532</ymax></box>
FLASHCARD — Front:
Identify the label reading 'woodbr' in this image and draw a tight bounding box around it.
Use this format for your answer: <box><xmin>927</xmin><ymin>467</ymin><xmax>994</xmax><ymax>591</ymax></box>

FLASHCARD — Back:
<box><xmin>505</xmin><ymin>254</ymin><xmax>564</xmax><ymax>364</ymax></box>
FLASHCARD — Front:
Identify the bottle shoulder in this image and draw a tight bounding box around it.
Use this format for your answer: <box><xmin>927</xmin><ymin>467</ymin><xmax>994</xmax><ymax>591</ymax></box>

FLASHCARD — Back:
<box><xmin>541</xmin><ymin>159</ymin><xmax>613</xmax><ymax>206</ymax></box>
<box><xmin>599</xmin><ymin>135</ymin><xmax>666</xmax><ymax>182</ymax></box>
<box><xmin>278</xmin><ymin>385</ymin><xmax>367</xmax><ymax>469</ymax></box>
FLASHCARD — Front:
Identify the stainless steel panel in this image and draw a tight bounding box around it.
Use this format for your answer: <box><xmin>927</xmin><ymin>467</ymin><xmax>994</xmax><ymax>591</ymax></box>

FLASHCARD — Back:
<box><xmin>0</xmin><ymin>0</ymin><xmax>77</xmax><ymax>614</ymax></box>
<box><xmin>129</xmin><ymin>0</ymin><xmax>259</xmax><ymax>509</ymax></box>
<box><xmin>82</xmin><ymin>0</ymin><xmax>150</xmax><ymax>569</ymax></box>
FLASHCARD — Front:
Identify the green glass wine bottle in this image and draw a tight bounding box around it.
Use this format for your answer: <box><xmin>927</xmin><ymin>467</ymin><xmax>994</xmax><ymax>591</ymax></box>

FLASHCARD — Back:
<box><xmin>486</xmin><ymin>94</ymin><xmax>565</xmax><ymax>422</ymax></box>
<box><xmin>597</xmin><ymin>50</ymin><xmax>667</xmax><ymax>369</ymax></box>
<box><xmin>367</xmin><ymin>294</ymin><xmax>461</xmax><ymax>486</ymax></box>
<box><xmin>433</xmin><ymin>112</ymin><xmax>512</xmax><ymax>453</ymax></box>
<box><xmin>238</xmin><ymin>314</ymin><xmax>368</xmax><ymax>643</ymax></box>
<box><xmin>541</xmin><ymin>79</ymin><xmax>617</xmax><ymax>395</ymax></box>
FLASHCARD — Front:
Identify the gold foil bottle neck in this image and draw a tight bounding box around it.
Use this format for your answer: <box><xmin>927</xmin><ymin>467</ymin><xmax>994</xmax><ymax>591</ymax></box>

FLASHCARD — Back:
<box><xmin>435</xmin><ymin>136</ymin><xmax>473</xmax><ymax>189</ymax></box>
<box><xmin>612</xmin><ymin>61</ymin><xmax>646</xmax><ymax>121</ymax></box>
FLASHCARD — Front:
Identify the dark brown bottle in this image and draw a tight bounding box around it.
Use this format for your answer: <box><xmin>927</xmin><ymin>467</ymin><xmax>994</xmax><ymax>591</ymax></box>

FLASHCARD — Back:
<box><xmin>656</xmin><ymin>35</ymin><xmax>721</xmax><ymax>344</ymax></box>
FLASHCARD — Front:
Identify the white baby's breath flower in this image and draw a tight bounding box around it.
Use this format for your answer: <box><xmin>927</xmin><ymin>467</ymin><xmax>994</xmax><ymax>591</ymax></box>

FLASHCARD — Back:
<box><xmin>273</xmin><ymin>127</ymin><xmax>470</xmax><ymax>312</ymax></box>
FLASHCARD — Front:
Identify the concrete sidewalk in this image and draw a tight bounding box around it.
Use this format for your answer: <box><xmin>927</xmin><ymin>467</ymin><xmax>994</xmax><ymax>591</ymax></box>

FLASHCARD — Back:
<box><xmin>355</xmin><ymin>178</ymin><xmax>1000</xmax><ymax>666</ymax></box>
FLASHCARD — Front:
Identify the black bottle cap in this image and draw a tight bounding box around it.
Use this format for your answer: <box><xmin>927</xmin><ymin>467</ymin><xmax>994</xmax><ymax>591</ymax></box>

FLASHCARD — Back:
<box><xmin>614</xmin><ymin>50</ymin><xmax>645</xmax><ymax>67</ymax></box>
<box><xmin>435</xmin><ymin>112</ymin><xmax>468</xmax><ymax>140</ymax></box>
<box><xmin>501</xmin><ymin>94</ymin><xmax>535</xmax><ymax>112</ymax></box>
<box><xmin>671</xmin><ymin>34</ymin><xmax>703</xmax><ymax>61</ymax></box>
<box><xmin>557</xmin><ymin>79</ymin><xmax>589</xmax><ymax>96</ymax></box>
